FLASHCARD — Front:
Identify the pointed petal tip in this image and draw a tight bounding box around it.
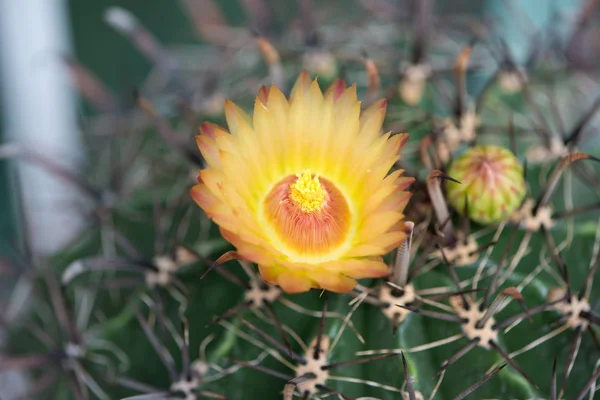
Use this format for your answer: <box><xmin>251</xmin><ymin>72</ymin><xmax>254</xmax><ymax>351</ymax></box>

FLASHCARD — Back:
<box><xmin>327</xmin><ymin>78</ymin><xmax>346</xmax><ymax>101</ymax></box>
<box><xmin>199</xmin><ymin>122</ymin><xmax>218</xmax><ymax>138</ymax></box>
<box><xmin>257</xmin><ymin>85</ymin><xmax>270</xmax><ymax>104</ymax></box>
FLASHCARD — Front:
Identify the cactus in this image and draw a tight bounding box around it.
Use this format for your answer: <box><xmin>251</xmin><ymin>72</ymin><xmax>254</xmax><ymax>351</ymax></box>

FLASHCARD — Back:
<box><xmin>2</xmin><ymin>1</ymin><xmax>600</xmax><ymax>399</ymax></box>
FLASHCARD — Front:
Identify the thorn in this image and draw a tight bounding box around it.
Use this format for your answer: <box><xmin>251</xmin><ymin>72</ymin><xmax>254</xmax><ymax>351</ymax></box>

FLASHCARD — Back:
<box><xmin>563</xmin><ymin>95</ymin><xmax>600</xmax><ymax>148</ymax></box>
<box><xmin>396</xmin><ymin>304</ymin><xmax>465</xmax><ymax>323</ymax></box>
<box><xmin>574</xmin><ymin>367</ymin><xmax>600</xmax><ymax>400</ymax></box>
<box><xmin>501</xmin><ymin>287</ymin><xmax>532</xmax><ymax>323</ymax></box>
<box><xmin>553</xmin><ymin>201</ymin><xmax>600</xmax><ymax>220</ymax></box>
<box><xmin>461</xmin><ymin>195</ymin><xmax>470</xmax><ymax>238</ymax></box>
<box><xmin>180</xmin><ymin>319</ymin><xmax>190</xmax><ymax>379</ymax></box>
<box><xmin>363</xmin><ymin>55</ymin><xmax>381</xmax><ymax>106</ymax></box>
<box><xmin>239</xmin><ymin>317</ymin><xmax>304</xmax><ymax>364</ymax></box>
<box><xmin>542</xmin><ymin>227</ymin><xmax>572</xmax><ymax>299</ymax></box>
<box><xmin>550</xmin><ymin>357</ymin><xmax>557</xmax><ymax>400</ymax></box>
<box><xmin>535</xmin><ymin>152</ymin><xmax>600</xmax><ymax>212</ymax></box>
<box><xmin>481</xmin><ymin>228</ymin><xmax>518</xmax><ymax>310</ymax></box>
<box><xmin>435</xmin><ymin>337</ymin><xmax>479</xmax><ymax>377</ymax></box>
<box><xmin>454</xmin><ymin>44</ymin><xmax>472</xmax><ymax>118</ymax></box>
<box><xmin>488</xmin><ymin>340</ymin><xmax>538</xmax><ymax>388</ymax></box>
<box><xmin>202</xmin><ymin>251</ymin><xmax>243</xmax><ymax>280</ymax></box>
<box><xmin>401</xmin><ymin>352</ymin><xmax>416</xmax><ymax>400</ymax></box>
<box><xmin>314</xmin><ymin>292</ymin><xmax>328</xmax><ymax>360</ymax></box>
<box><xmin>451</xmin><ymin>364</ymin><xmax>506</xmax><ymax>400</ymax></box>
<box><xmin>285</xmin><ymin>373</ymin><xmax>318</xmax><ymax>400</ymax></box>
<box><xmin>227</xmin><ymin>358</ymin><xmax>293</xmax><ymax>381</ymax></box>
<box><xmin>255</xmin><ymin>35</ymin><xmax>284</xmax><ymax>87</ymax></box>
<box><xmin>322</xmin><ymin>353</ymin><xmax>397</xmax><ymax>371</ymax></box>
<box><xmin>135</xmin><ymin>310</ymin><xmax>178</xmax><ymax>382</ymax></box>
<box><xmin>559</xmin><ymin>327</ymin><xmax>583</xmax><ymax>398</ymax></box>
<box><xmin>263</xmin><ymin>301</ymin><xmax>295</xmax><ymax>361</ymax></box>
<box><xmin>392</xmin><ymin>314</ymin><xmax>401</xmax><ymax>336</ymax></box>
<box><xmin>427</xmin><ymin>170</ymin><xmax>458</xmax><ymax>245</ymax></box>
<box><xmin>436</xmin><ymin>245</ymin><xmax>468</xmax><ymax>308</ymax></box>
<box><xmin>136</xmin><ymin>93</ymin><xmax>204</xmax><ymax>166</ymax></box>
<box><xmin>206</xmin><ymin>300</ymin><xmax>252</xmax><ymax>327</ymax></box>
<box><xmin>391</xmin><ymin>222</ymin><xmax>414</xmax><ymax>287</ymax></box>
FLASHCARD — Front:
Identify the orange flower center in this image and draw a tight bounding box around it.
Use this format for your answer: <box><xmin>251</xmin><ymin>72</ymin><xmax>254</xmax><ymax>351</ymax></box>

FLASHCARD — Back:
<box><xmin>264</xmin><ymin>172</ymin><xmax>351</xmax><ymax>257</ymax></box>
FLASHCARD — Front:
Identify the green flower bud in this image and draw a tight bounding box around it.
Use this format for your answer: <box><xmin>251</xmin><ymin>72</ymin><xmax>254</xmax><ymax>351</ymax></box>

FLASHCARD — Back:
<box><xmin>446</xmin><ymin>145</ymin><xmax>526</xmax><ymax>225</ymax></box>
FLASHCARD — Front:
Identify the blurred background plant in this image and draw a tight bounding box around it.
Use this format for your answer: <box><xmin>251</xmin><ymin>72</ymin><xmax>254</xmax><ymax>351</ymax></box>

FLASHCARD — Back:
<box><xmin>1</xmin><ymin>0</ymin><xmax>600</xmax><ymax>399</ymax></box>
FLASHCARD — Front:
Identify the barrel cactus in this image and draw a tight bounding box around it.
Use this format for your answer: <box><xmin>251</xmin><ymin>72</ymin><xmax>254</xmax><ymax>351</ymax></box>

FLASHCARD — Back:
<box><xmin>2</xmin><ymin>1</ymin><xmax>600</xmax><ymax>400</ymax></box>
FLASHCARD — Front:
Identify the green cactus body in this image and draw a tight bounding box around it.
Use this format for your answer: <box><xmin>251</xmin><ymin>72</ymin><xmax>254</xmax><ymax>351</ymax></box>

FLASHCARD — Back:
<box><xmin>4</xmin><ymin>2</ymin><xmax>600</xmax><ymax>400</ymax></box>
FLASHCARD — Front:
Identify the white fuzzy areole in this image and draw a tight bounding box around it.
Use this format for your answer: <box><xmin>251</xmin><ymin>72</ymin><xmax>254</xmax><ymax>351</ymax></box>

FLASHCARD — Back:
<box><xmin>548</xmin><ymin>288</ymin><xmax>591</xmax><ymax>329</ymax></box>
<box><xmin>378</xmin><ymin>283</ymin><xmax>416</xmax><ymax>322</ymax></box>
<box><xmin>510</xmin><ymin>198</ymin><xmax>554</xmax><ymax>232</ymax></box>
<box><xmin>294</xmin><ymin>337</ymin><xmax>330</xmax><ymax>397</ymax></box>
<box><xmin>450</xmin><ymin>296</ymin><xmax>498</xmax><ymax>349</ymax></box>
<box><xmin>433</xmin><ymin>236</ymin><xmax>479</xmax><ymax>267</ymax></box>
<box><xmin>244</xmin><ymin>280</ymin><xmax>281</xmax><ymax>307</ymax></box>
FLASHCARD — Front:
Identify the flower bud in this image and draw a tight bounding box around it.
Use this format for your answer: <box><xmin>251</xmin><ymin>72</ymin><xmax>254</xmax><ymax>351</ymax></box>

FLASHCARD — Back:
<box><xmin>446</xmin><ymin>145</ymin><xmax>526</xmax><ymax>224</ymax></box>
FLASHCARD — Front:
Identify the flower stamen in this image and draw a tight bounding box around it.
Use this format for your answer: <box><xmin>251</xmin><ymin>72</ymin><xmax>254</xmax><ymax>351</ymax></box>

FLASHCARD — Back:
<box><xmin>289</xmin><ymin>170</ymin><xmax>327</xmax><ymax>213</ymax></box>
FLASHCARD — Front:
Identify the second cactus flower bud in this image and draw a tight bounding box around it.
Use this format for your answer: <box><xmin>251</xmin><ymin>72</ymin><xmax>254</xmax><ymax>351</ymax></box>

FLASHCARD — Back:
<box><xmin>446</xmin><ymin>145</ymin><xmax>526</xmax><ymax>225</ymax></box>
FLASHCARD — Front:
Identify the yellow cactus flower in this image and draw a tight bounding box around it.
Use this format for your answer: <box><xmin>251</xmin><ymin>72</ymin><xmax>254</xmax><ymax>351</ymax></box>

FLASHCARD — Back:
<box><xmin>190</xmin><ymin>72</ymin><xmax>414</xmax><ymax>293</ymax></box>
